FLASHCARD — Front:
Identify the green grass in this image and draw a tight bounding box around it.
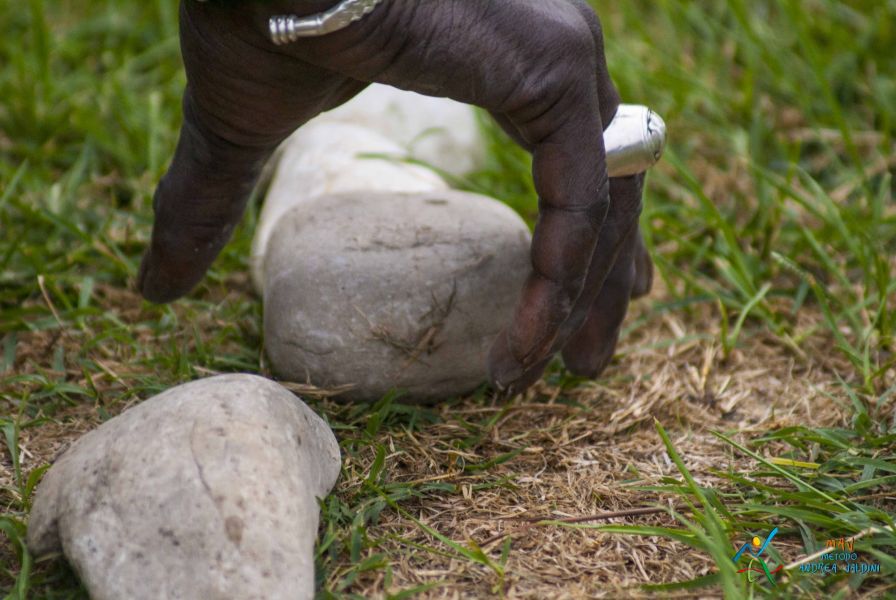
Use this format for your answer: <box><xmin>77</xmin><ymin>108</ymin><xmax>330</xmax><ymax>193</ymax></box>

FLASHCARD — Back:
<box><xmin>2</xmin><ymin>0</ymin><xmax>895</xmax><ymax>598</ymax></box>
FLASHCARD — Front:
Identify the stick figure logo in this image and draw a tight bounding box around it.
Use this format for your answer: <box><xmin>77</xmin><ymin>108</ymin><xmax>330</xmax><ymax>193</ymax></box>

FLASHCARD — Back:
<box><xmin>732</xmin><ymin>527</ymin><xmax>783</xmax><ymax>585</ymax></box>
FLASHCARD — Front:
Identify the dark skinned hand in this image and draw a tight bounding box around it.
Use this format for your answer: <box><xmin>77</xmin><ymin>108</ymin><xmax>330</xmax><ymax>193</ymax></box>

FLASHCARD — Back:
<box><xmin>137</xmin><ymin>0</ymin><xmax>654</xmax><ymax>394</ymax></box>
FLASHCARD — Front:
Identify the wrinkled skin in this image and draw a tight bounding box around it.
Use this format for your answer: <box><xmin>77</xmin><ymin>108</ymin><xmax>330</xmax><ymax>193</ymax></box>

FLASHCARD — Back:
<box><xmin>138</xmin><ymin>0</ymin><xmax>654</xmax><ymax>394</ymax></box>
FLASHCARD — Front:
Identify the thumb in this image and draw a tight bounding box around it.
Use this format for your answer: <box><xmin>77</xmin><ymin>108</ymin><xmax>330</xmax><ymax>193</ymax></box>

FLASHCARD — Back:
<box><xmin>138</xmin><ymin>87</ymin><xmax>274</xmax><ymax>303</ymax></box>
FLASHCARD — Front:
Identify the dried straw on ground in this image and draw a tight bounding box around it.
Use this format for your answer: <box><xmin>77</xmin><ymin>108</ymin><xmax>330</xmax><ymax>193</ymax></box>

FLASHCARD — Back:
<box><xmin>2</xmin><ymin>277</ymin><xmax>889</xmax><ymax>598</ymax></box>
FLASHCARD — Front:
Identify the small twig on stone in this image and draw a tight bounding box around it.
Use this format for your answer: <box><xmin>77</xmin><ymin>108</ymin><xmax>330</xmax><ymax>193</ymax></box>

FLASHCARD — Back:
<box><xmin>369</xmin><ymin>323</ymin><xmax>425</xmax><ymax>355</ymax></box>
<box><xmin>399</xmin><ymin>325</ymin><xmax>442</xmax><ymax>371</ymax></box>
<box><xmin>360</xmin><ymin>284</ymin><xmax>458</xmax><ymax>369</ymax></box>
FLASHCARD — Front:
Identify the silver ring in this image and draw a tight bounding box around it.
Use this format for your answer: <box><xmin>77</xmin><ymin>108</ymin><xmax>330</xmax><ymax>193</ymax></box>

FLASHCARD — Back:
<box><xmin>270</xmin><ymin>0</ymin><xmax>385</xmax><ymax>45</ymax></box>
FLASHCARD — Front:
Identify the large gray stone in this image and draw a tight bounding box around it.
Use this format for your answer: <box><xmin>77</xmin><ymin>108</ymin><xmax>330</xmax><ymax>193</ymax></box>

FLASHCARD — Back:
<box><xmin>27</xmin><ymin>374</ymin><xmax>340</xmax><ymax>600</ymax></box>
<box><xmin>263</xmin><ymin>190</ymin><xmax>531</xmax><ymax>402</ymax></box>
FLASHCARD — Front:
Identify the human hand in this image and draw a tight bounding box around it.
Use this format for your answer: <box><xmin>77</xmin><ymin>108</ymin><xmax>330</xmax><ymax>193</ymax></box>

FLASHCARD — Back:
<box><xmin>137</xmin><ymin>0</ymin><xmax>654</xmax><ymax>393</ymax></box>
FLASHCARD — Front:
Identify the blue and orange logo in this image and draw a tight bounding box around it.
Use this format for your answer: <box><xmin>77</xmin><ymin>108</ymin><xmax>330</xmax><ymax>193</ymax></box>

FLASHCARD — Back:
<box><xmin>732</xmin><ymin>527</ymin><xmax>783</xmax><ymax>585</ymax></box>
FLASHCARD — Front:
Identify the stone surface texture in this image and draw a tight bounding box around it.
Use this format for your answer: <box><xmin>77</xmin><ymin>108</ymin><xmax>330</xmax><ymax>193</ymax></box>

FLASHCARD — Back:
<box><xmin>263</xmin><ymin>190</ymin><xmax>531</xmax><ymax>402</ymax></box>
<box><xmin>27</xmin><ymin>374</ymin><xmax>340</xmax><ymax>600</ymax></box>
<box><xmin>251</xmin><ymin>121</ymin><xmax>448</xmax><ymax>292</ymax></box>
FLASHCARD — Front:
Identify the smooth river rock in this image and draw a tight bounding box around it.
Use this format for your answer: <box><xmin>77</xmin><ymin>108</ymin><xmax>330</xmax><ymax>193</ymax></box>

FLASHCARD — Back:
<box><xmin>251</xmin><ymin>121</ymin><xmax>448</xmax><ymax>293</ymax></box>
<box><xmin>263</xmin><ymin>190</ymin><xmax>531</xmax><ymax>402</ymax></box>
<box><xmin>27</xmin><ymin>374</ymin><xmax>340</xmax><ymax>600</ymax></box>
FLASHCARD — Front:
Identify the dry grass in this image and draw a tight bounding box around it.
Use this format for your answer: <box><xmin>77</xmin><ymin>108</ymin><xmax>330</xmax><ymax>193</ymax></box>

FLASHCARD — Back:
<box><xmin>312</xmin><ymin>288</ymin><xmax>863</xmax><ymax>598</ymax></box>
<box><xmin>3</xmin><ymin>2</ymin><xmax>895</xmax><ymax>597</ymax></box>
<box><xmin>1</xmin><ymin>275</ymin><xmax>876</xmax><ymax>598</ymax></box>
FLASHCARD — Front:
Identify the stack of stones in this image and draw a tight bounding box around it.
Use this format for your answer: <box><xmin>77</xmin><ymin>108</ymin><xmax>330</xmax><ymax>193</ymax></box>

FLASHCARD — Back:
<box><xmin>253</xmin><ymin>85</ymin><xmax>532</xmax><ymax>402</ymax></box>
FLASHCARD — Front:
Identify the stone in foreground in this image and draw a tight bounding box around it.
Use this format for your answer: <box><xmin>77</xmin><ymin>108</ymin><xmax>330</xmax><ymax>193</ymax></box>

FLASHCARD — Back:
<box><xmin>27</xmin><ymin>374</ymin><xmax>340</xmax><ymax>600</ymax></box>
<box><xmin>263</xmin><ymin>190</ymin><xmax>531</xmax><ymax>402</ymax></box>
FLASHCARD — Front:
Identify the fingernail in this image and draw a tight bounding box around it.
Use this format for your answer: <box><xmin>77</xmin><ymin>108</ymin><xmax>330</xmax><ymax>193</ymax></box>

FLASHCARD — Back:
<box><xmin>487</xmin><ymin>331</ymin><xmax>526</xmax><ymax>389</ymax></box>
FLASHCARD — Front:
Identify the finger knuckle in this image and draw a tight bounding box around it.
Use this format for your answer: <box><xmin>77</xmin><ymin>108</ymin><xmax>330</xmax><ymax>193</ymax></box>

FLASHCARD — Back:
<box><xmin>554</xmin><ymin>15</ymin><xmax>596</xmax><ymax>58</ymax></box>
<box><xmin>503</xmin><ymin>17</ymin><xmax>595</xmax><ymax>120</ymax></box>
